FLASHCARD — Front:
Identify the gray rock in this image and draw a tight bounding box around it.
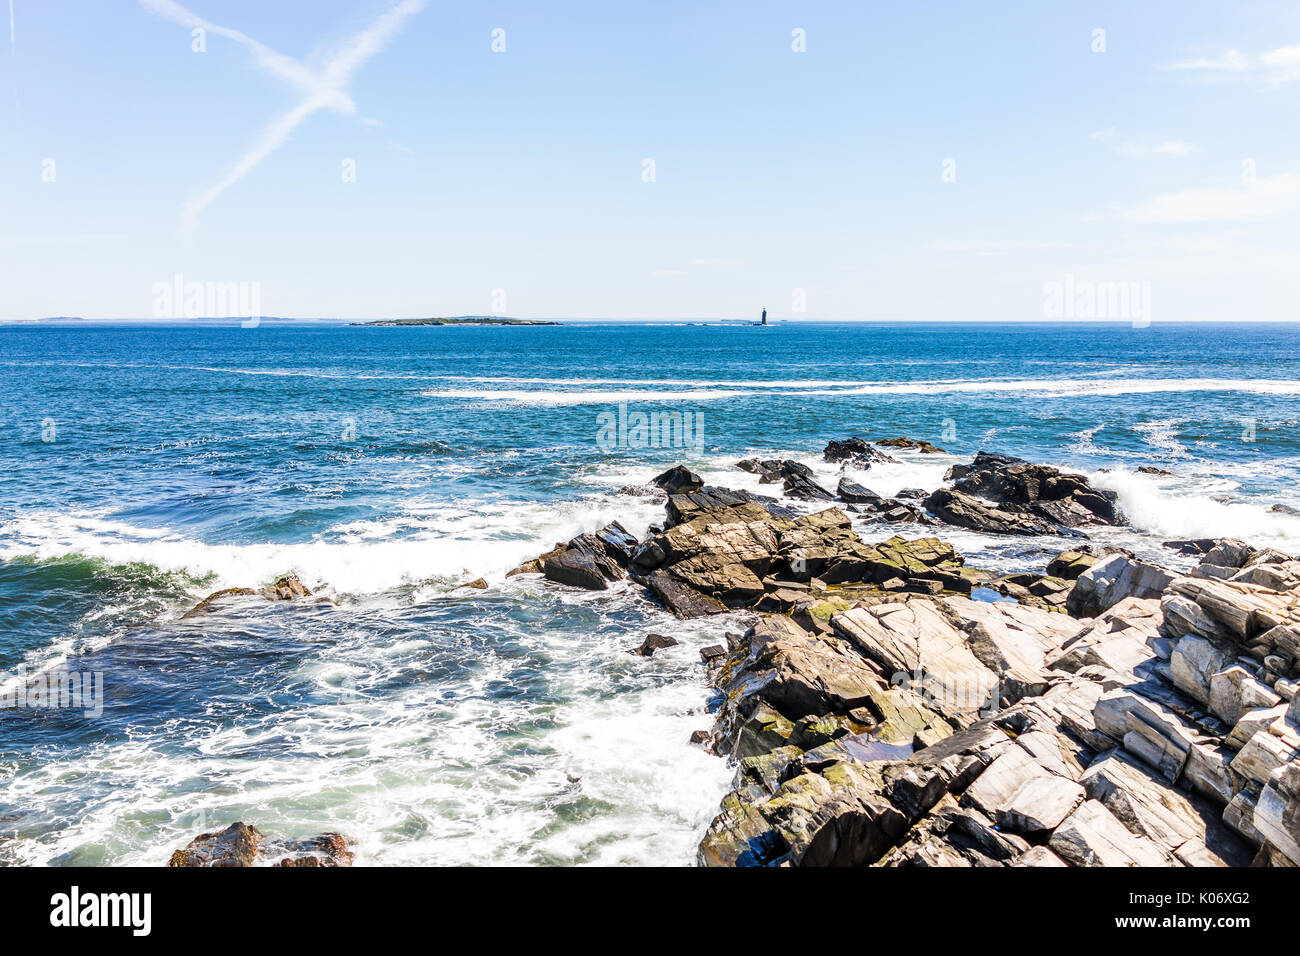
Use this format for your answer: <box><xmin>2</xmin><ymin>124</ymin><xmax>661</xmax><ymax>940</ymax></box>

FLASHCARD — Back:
<box><xmin>995</xmin><ymin>775</ymin><xmax>1086</xmax><ymax>834</ymax></box>
<box><xmin>1048</xmin><ymin>799</ymin><xmax>1174</xmax><ymax>866</ymax></box>
<box><xmin>1067</xmin><ymin>555</ymin><xmax>1175</xmax><ymax>618</ymax></box>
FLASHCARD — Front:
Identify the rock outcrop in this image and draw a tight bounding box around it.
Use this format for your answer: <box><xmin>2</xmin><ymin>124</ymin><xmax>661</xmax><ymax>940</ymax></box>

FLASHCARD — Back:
<box><xmin>1067</xmin><ymin>555</ymin><xmax>1176</xmax><ymax>618</ymax></box>
<box><xmin>823</xmin><ymin>438</ymin><xmax>898</xmax><ymax>468</ymax></box>
<box><xmin>695</xmin><ymin>537</ymin><xmax>1300</xmax><ymax>867</ymax></box>
<box><xmin>945</xmin><ymin>452</ymin><xmax>1121</xmax><ymax>528</ymax></box>
<box><xmin>166</xmin><ymin>822</ymin><xmax>353</xmax><ymax>867</ymax></box>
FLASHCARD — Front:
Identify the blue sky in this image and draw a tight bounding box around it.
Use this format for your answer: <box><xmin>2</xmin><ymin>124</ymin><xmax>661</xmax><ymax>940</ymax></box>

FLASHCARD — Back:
<box><xmin>2</xmin><ymin>0</ymin><xmax>1299</xmax><ymax>321</ymax></box>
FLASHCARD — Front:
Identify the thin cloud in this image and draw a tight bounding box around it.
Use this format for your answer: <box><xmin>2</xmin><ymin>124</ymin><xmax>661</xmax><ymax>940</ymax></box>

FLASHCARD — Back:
<box><xmin>139</xmin><ymin>0</ymin><xmax>426</xmax><ymax>238</ymax></box>
<box><xmin>1092</xmin><ymin>128</ymin><xmax>1196</xmax><ymax>158</ymax></box>
<box><xmin>1117</xmin><ymin>140</ymin><xmax>1198</xmax><ymax>159</ymax></box>
<box><xmin>1163</xmin><ymin>43</ymin><xmax>1300</xmax><ymax>84</ymax></box>
<box><xmin>1115</xmin><ymin>172</ymin><xmax>1300</xmax><ymax>223</ymax></box>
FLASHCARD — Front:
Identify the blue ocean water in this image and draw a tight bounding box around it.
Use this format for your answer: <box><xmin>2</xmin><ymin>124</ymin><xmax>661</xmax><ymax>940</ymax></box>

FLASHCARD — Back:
<box><xmin>1</xmin><ymin>320</ymin><xmax>1299</xmax><ymax>865</ymax></box>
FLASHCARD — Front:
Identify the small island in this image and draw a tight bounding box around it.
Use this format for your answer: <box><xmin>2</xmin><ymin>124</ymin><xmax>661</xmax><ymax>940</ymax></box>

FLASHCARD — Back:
<box><xmin>352</xmin><ymin>316</ymin><xmax>559</xmax><ymax>327</ymax></box>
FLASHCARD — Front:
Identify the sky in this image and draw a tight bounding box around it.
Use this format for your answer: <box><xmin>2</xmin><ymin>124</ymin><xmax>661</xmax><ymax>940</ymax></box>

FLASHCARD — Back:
<box><xmin>1</xmin><ymin>0</ymin><xmax>1299</xmax><ymax>322</ymax></box>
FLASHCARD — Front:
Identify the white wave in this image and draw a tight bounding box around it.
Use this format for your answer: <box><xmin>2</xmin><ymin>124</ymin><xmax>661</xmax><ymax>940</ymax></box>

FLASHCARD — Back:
<box><xmin>1092</xmin><ymin>469</ymin><xmax>1300</xmax><ymax>551</ymax></box>
<box><xmin>1132</xmin><ymin>419</ymin><xmax>1189</xmax><ymax>458</ymax></box>
<box><xmin>419</xmin><ymin>377</ymin><xmax>1300</xmax><ymax>406</ymax></box>
<box><xmin>0</xmin><ymin>496</ymin><xmax>664</xmax><ymax>602</ymax></box>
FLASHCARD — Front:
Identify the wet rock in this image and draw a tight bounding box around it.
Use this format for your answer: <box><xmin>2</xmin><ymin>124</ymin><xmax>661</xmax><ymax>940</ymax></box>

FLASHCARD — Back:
<box><xmin>948</xmin><ymin>451</ymin><xmax>1121</xmax><ymax>527</ymax></box>
<box><xmin>630</xmin><ymin>633</ymin><xmax>679</xmax><ymax>657</ymax></box>
<box><xmin>652</xmin><ymin>465</ymin><xmax>703</xmax><ymax>495</ymax></box>
<box><xmin>700</xmin><ymin>644</ymin><xmax>727</xmax><ymax>666</ymax></box>
<box><xmin>166</xmin><ymin>822</ymin><xmax>353</xmax><ymax>867</ymax></box>
<box><xmin>736</xmin><ymin>458</ymin><xmax>784</xmax><ymax>482</ymax></box>
<box><xmin>182</xmin><ymin>574</ymin><xmax>317</xmax><ymax>619</ymax></box>
<box><xmin>877</xmin><ymin>437</ymin><xmax>947</xmax><ymax>455</ymax></box>
<box><xmin>543</xmin><ymin>548</ymin><xmax>618</xmax><ymax>590</ymax></box>
<box><xmin>455</xmin><ymin>578</ymin><xmax>488</xmax><ymax>590</ymax></box>
<box><xmin>823</xmin><ymin>437</ymin><xmax>898</xmax><ymax>467</ymax></box>
<box><xmin>637</xmin><ymin>568</ymin><xmax>727</xmax><ymax>618</ymax></box>
<box><xmin>836</xmin><ymin>476</ymin><xmax>882</xmax><ymax>504</ymax></box>
<box><xmin>924</xmin><ymin>488</ymin><xmax>1059</xmax><ymax>536</ymax></box>
<box><xmin>507</xmin><ymin>541</ymin><xmax>565</xmax><ymax>577</ymax></box>
<box><xmin>992</xmin><ymin>572</ymin><xmax>1072</xmax><ymax>612</ymax></box>
<box><xmin>776</xmin><ymin>460</ymin><xmax>837</xmax><ymax>501</ymax></box>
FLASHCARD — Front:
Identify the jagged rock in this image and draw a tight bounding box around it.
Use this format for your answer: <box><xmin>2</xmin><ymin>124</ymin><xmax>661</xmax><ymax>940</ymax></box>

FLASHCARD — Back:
<box><xmin>736</xmin><ymin>458</ymin><xmax>784</xmax><ymax>481</ymax></box>
<box><xmin>1067</xmin><ymin>555</ymin><xmax>1175</xmax><ymax>618</ymax></box>
<box><xmin>652</xmin><ymin>465</ymin><xmax>703</xmax><ymax>495</ymax></box>
<box><xmin>924</xmin><ymin>488</ymin><xmax>1059</xmax><ymax>536</ymax></box>
<box><xmin>995</xmin><ymin>774</ymin><xmax>1086</xmax><ymax>834</ymax></box>
<box><xmin>1166</xmin><ymin>576</ymin><xmax>1295</xmax><ymax>643</ymax></box>
<box><xmin>664</xmin><ymin>486</ymin><xmax>788</xmax><ymax>527</ymax></box>
<box><xmin>1230</xmin><ymin>730</ymin><xmax>1299</xmax><ymax>787</ymax></box>
<box><xmin>1014</xmin><ymin>846</ymin><xmax>1068</xmax><ymax>866</ymax></box>
<box><xmin>700</xmin><ymin>644</ymin><xmax>726</xmax><ymax>665</ymax></box>
<box><xmin>1226</xmin><ymin>704</ymin><xmax>1288</xmax><ymax>751</ymax></box>
<box><xmin>1048</xmin><ymin>799</ymin><xmax>1174</xmax><ymax>866</ymax></box>
<box><xmin>837</xmin><ymin>476</ymin><xmax>882</xmax><ymax>504</ymax></box>
<box><xmin>965</xmin><ymin>746</ymin><xmax>1055</xmax><ymax>817</ymax></box>
<box><xmin>166</xmin><ymin>822</ymin><xmax>353</xmax><ymax>867</ymax></box>
<box><xmin>992</xmin><ymin>572</ymin><xmax>1072</xmax><ymax>612</ymax></box>
<box><xmin>877</xmin><ymin>437</ymin><xmax>947</xmax><ymax>454</ymax></box>
<box><xmin>1254</xmin><ymin>763</ymin><xmax>1300</xmax><ymax>865</ymax></box>
<box><xmin>1200</xmin><ymin>539</ymin><xmax>1258</xmax><ymax>570</ymax></box>
<box><xmin>948</xmin><ymin>452</ymin><xmax>1121</xmax><ymax>527</ymax></box>
<box><xmin>507</xmin><ymin>541</ymin><xmax>565</xmax><ymax>577</ymax></box>
<box><xmin>1208</xmin><ymin>666</ymin><xmax>1281</xmax><ymax>725</ymax></box>
<box><xmin>543</xmin><ymin>548</ymin><xmax>617</xmax><ymax>590</ymax></box>
<box><xmin>1047</xmin><ymin>549</ymin><xmax>1102</xmax><ymax>581</ymax></box>
<box><xmin>1046</xmin><ymin>597</ymin><xmax>1163</xmax><ymax>678</ymax></box>
<box><xmin>823</xmin><ymin>437</ymin><xmax>899</xmax><ymax>467</ymax></box>
<box><xmin>630</xmin><ymin>633</ymin><xmax>678</xmax><ymax>657</ymax></box>
<box><xmin>776</xmin><ymin>460</ymin><xmax>837</xmax><ymax>501</ymax></box>
<box><xmin>832</xmin><ymin>597</ymin><xmax>1078</xmax><ymax>720</ymax></box>
<box><xmin>454</xmin><ymin>577</ymin><xmax>488</xmax><ymax>590</ymax></box>
<box><xmin>1081</xmin><ymin>750</ymin><xmax>1251</xmax><ymax>866</ymax></box>
<box><xmin>637</xmin><ymin>569</ymin><xmax>727</xmax><ymax>618</ymax></box>
<box><xmin>1169</xmin><ymin>635</ymin><xmax>1235</xmax><ymax>705</ymax></box>
<box><xmin>881</xmin><ymin>796</ymin><xmax>1028</xmax><ymax>866</ymax></box>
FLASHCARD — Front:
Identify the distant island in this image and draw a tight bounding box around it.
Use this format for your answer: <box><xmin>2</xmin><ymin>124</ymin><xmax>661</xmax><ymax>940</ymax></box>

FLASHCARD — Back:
<box><xmin>352</xmin><ymin>316</ymin><xmax>559</xmax><ymax>327</ymax></box>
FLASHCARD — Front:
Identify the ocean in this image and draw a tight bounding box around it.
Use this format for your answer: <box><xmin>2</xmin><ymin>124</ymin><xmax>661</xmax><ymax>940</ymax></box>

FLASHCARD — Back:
<box><xmin>2</xmin><ymin>320</ymin><xmax>1299</xmax><ymax>866</ymax></box>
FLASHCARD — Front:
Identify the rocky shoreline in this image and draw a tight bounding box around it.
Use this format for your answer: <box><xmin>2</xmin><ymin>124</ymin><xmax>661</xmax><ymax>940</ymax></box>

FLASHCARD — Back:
<box><xmin>506</xmin><ymin>437</ymin><xmax>1300</xmax><ymax>868</ymax></box>
<box><xmin>168</xmin><ymin>436</ymin><xmax>1300</xmax><ymax>867</ymax></box>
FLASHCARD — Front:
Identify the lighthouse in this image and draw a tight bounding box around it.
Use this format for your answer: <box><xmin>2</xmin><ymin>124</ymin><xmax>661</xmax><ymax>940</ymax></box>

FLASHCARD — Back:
<box><xmin>761</xmin><ymin>308</ymin><xmax>767</xmax><ymax>326</ymax></box>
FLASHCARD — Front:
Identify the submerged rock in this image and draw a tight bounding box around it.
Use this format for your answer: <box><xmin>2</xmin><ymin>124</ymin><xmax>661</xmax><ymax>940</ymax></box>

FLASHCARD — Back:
<box><xmin>876</xmin><ymin>436</ymin><xmax>947</xmax><ymax>454</ymax></box>
<box><xmin>181</xmin><ymin>574</ymin><xmax>318</xmax><ymax>619</ymax></box>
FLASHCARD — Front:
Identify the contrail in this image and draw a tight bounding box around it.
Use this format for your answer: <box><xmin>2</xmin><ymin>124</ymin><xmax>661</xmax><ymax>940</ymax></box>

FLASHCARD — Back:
<box><xmin>138</xmin><ymin>0</ymin><xmax>426</xmax><ymax>238</ymax></box>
